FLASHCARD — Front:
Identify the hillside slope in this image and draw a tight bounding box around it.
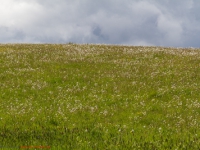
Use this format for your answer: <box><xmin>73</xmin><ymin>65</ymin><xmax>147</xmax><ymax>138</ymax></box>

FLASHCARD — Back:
<box><xmin>0</xmin><ymin>44</ymin><xmax>200</xmax><ymax>149</ymax></box>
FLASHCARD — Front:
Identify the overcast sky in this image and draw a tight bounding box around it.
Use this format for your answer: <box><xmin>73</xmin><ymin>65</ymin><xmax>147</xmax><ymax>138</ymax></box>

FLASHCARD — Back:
<box><xmin>0</xmin><ymin>0</ymin><xmax>200</xmax><ymax>47</ymax></box>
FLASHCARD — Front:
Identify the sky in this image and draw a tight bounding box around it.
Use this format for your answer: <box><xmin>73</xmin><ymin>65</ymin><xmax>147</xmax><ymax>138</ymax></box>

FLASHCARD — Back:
<box><xmin>0</xmin><ymin>0</ymin><xmax>200</xmax><ymax>47</ymax></box>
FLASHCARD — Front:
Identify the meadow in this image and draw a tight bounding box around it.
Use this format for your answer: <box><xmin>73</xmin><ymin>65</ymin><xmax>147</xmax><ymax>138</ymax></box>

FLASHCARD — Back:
<box><xmin>0</xmin><ymin>44</ymin><xmax>200</xmax><ymax>149</ymax></box>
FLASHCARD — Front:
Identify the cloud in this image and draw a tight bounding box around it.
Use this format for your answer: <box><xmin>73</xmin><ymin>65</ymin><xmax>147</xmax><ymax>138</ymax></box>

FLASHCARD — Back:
<box><xmin>0</xmin><ymin>0</ymin><xmax>43</xmax><ymax>27</ymax></box>
<box><xmin>0</xmin><ymin>0</ymin><xmax>200</xmax><ymax>47</ymax></box>
<box><xmin>157</xmin><ymin>14</ymin><xmax>183</xmax><ymax>45</ymax></box>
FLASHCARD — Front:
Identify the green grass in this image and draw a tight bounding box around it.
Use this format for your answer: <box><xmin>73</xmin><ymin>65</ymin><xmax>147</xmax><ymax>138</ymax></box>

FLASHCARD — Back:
<box><xmin>0</xmin><ymin>44</ymin><xmax>200</xmax><ymax>149</ymax></box>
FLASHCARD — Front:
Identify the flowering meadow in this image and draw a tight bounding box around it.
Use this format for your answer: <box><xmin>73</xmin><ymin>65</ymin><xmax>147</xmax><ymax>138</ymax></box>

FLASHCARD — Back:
<box><xmin>0</xmin><ymin>44</ymin><xmax>200</xmax><ymax>149</ymax></box>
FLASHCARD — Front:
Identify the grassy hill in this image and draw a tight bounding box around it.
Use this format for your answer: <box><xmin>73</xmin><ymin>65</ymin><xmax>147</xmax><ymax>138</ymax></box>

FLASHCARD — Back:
<box><xmin>0</xmin><ymin>44</ymin><xmax>200</xmax><ymax>149</ymax></box>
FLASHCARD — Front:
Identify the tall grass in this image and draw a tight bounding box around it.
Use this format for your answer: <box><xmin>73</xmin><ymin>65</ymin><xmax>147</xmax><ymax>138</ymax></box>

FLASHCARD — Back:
<box><xmin>0</xmin><ymin>44</ymin><xmax>200</xmax><ymax>149</ymax></box>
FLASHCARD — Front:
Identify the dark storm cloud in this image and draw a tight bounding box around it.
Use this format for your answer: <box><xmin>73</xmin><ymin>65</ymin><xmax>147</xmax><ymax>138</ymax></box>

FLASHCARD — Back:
<box><xmin>0</xmin><ymin>0</ymin><xmax>200</xmax><ymax>47</ymax></box>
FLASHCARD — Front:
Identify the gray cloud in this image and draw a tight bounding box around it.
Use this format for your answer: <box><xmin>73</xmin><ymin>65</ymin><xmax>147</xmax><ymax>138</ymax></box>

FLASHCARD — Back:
<box><xmin>0</xmin><ymin>0</ymin><xmax>200</xmax><ymax>47</ymax></box>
